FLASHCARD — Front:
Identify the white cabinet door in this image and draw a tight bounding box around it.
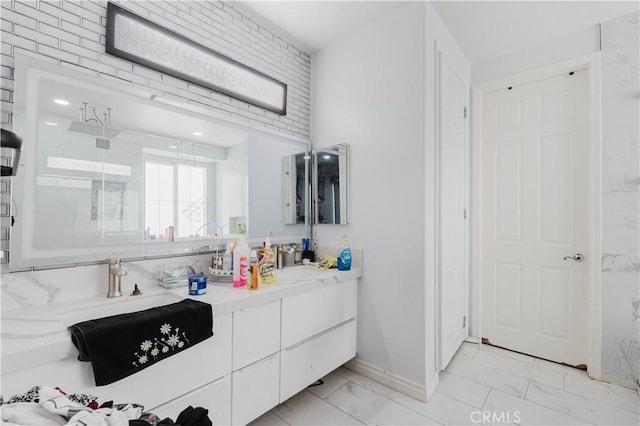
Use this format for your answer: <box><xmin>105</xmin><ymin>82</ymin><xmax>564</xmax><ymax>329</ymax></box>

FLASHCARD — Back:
<box><xmin>280</xmin><ymin>319</ymin><xmax>356</xmax><ymax>403</ymax></box>
<box><xmin>281</xmin><ymin>280</ymin><xmax>357</xmax><ymax>348</ymax></box>
<box><xmin>150</xmin><ymin>374</ymin><xmax>231</xmax><ymax>425</ymax></box>
<box><xmin>233</xmin><ymin>299</ymin><xmax>280</xmax><ymax>371</ymax></box>
<box><xmin>232</xmin><ymin>353</ymin><xmax>280</xmax><ymax>426</ymax></box>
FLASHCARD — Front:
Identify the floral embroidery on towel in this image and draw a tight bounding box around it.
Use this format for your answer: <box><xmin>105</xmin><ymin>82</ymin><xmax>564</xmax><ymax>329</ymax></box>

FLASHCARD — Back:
<box><xmin>131</xmin><ymin>323</ymin><xmax>191</xmax><ymax>368</ymax></box>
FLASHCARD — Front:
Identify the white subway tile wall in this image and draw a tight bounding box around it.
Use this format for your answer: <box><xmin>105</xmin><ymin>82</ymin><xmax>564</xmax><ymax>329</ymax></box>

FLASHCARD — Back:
<box><xmin>0</xmin><ymin>0</ymin><xmax>311</xmax><ymax>266</ymax></box>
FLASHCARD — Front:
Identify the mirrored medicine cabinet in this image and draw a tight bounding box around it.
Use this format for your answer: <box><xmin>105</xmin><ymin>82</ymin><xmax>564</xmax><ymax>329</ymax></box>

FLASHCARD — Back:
<box><xmin>281</xmin><ymin>143</ymin><xmax>349</xmax><ymax>226</ymax></box>
<box><xmin>10</xmin><ymin>56</ymin><xmax>309</xmax><ymax>271</ymax></box>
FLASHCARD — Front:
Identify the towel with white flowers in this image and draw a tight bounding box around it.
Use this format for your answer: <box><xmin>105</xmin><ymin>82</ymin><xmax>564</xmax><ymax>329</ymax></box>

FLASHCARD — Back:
<box><xmin>68</xmin><ymin>298</ymin><xmax>213</xmax><ymax>386</ymax></box>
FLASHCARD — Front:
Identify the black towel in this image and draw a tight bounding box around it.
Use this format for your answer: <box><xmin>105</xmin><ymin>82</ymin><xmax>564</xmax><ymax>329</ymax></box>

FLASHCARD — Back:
<box><xmin>69</xmin><ymin>298</ymin><xmax>213</xmax><ymax>386</ymax></box>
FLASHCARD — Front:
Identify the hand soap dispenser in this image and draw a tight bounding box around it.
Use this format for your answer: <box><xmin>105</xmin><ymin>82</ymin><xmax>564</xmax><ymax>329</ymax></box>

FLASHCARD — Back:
<box><xmin>258</xmin><ymin>237</ymin><xmax>277</xmax><ymax>285</ymax></box>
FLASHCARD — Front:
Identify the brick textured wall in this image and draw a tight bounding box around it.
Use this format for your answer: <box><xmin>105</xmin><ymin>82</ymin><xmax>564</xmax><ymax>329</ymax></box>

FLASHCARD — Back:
<box><xmin>0</xmin><ymin>0</ymin><xmax>311</xmax><ymax>265</ymax></box>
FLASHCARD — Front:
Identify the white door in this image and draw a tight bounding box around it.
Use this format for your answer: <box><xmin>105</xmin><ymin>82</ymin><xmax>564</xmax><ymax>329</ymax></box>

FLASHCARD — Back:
<box><xmin>438</xmin><ymin>51</ymin><xmax>468</xmax><ymax>369</ymax></box>
<box><xmin>481</xmin><ymin>69</ymin><xmax>588</xmax><ymax>366</ymax></box>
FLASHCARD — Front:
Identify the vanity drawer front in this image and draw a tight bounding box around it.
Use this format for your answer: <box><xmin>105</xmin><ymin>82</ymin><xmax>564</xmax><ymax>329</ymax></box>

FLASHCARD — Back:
<box><xmin>150</xmin><ymin>374</ymin><xmax>231</xmax><ymax>424</ymax></box>
<box><xmin>281</xmin><ymin>279</ymin><xmax>357</xmax><ymax>348</ymax></box>
<box><xmin>232</xmin><ymin>352</ymin><xmax>280</xmax><ymax>426</ymax></box>
<box><xmin>280</xmin><ymin>318</ymin><xmax>356</xmax><ymax>403</ymax></box>
<box><xmin>233</xmin><ymin>299</ymin><xmax>280</xmax><ymax>370</ymax></box>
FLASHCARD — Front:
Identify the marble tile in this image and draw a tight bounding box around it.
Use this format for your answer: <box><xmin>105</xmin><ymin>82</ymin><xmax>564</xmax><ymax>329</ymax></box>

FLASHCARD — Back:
<box><xmin>526</xmin><ymin>381</ymin><xmax>640</xmax><ymax>425</ymax></box>
<box><xmin>273</xmin><ymin>390</ymin><xmax>363</xmax><ymax>425</ymax></box>
<box><xmin>480</xmin><ymin>344</ymin><xmax>535</xmax><ymax>365</ymax></box>
<box><xmin>445</xmin><ymin>357</ymin><xmax>529</xmax><ymax>398</ymax></box>
<box><xmin>437</xmin><ymin>371</ymin><xmax>491</xmax><ymax>408</ymax></box>
<box><xmin>483</xmin><ymin>389</ymin><xmax>590</xmax><ymax>425</ymax></box>
<box><xmin>306</xmin><ymin>371</ymin><xmax>349</xmax><ymax>399</ymax></box>
<box><xmin>411</xmin><ymin>392</ymin><xmax>479</xmax><ymax>426</ymax></box>
<box><xmin>248</xmin><ymin>411</ymin><xmax>290</xmax><ymax>426</ymax></box>
<box><xmin>473</xmin><ymin>349</ymin><xmax>564</xmax><ymax>389</ymax></box>
<box><xmin>453</xmin><ymin>341</ymin><xmax>480</xmax><ymax>361</ymax></box>
<box><xmin>326</xmin><ymin>381</ymin><xmax>439</xmax><ymax>425</ymax></box>
<box><xmin>532</xmin><ymin>358</ymin><xmax>588</xmax><ymax>378</ymax></box>
<box><xmin>564</xmin><ymin>374</ymin><xmax>640</xmax><ymax>414</ymax></box>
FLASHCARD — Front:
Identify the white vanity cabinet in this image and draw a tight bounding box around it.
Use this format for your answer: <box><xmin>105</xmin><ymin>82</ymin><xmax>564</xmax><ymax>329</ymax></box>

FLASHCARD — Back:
<box><xmin>1</xmin><ymin>274</ymin><xmax>360</xmax><ymax>426</ymax></box>
<box><xmin>279</xmin><ymin>280</ymin><xmax>358</xmax><ymax>403</ymax></box>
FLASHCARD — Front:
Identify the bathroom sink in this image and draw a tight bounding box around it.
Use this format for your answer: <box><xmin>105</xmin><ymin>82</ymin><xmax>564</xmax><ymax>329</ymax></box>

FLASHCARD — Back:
<box><xmin>278</xmin><ymin>266</ymin><xmax>331</xmax><ymax>283</ymax></box>
<box><xmin>57</xmin><ymin>293</ymin><xmax>184</xmax><ymax>326</ymax></box>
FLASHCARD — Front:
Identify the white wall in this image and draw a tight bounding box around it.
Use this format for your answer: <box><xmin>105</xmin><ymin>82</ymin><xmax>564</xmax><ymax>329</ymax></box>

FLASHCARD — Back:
<box><xmin>472</xmin><ymin>25</ymin><xmax>600</xmax><ymax>84</ymax></box>
<box><xmin>311</xmin><ymin>2</ymin><xmax>470</xmax><ymax>389</ymax></box>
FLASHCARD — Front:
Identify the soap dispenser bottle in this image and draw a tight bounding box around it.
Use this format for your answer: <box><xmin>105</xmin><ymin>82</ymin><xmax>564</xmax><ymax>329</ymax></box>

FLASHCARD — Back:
<box><xmin>258</xmin><ymin>237</ymin><xmax>277</xmax><ymax>285</ymax></box>
<box><xmin>337</xmin><ymin>235</ymin><xmax>352</xmax><ymax>271</ymax></box>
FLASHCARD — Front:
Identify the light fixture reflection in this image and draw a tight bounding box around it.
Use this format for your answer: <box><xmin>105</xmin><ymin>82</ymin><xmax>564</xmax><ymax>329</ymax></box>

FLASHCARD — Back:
<box><xmin>54</xmin><ymin>99</ymin><xmax>70</xmax><ymax>106</ymax></box>
<box><xmin>44</xmin><ymin>122</ymin><xmax>59</xmax><ymax>126</ymax></box>
<box><xmin>193</xmin><ymin>132</ymin><xmax>203</xmax><ymax>136</ymax></box>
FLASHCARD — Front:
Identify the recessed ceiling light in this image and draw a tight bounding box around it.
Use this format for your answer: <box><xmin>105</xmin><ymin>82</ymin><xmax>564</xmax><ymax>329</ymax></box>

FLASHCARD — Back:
<box><xmin>193</xmin><ymin>131</ymin><xmax>203</xmax><ymax>136</ymax></box>
<box><xmin>54</xmin><ymin>99</ymin><xmax>70</xmax><ymax>106</ymax></box>
<box><xmin>44</xmin><ymin>122</ymin><xmax>58</xmax><ymax>126</ymax></box>
<box><xmin>168</xmin><ymin>145</ymin><xmax>177</xmax><ymax>149</ymax></box>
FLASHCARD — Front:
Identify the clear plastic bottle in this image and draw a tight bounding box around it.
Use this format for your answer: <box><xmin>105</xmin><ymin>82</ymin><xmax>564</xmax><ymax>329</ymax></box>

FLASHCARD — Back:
<box><xmin>337</xmin><ymin>235</ymin><xmax>352</xmax><ymax>271</ymax></box>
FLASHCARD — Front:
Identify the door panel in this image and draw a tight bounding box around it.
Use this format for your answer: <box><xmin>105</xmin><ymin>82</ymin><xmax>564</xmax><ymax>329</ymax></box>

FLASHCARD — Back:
<box><xmin>482</xmin><ymin>69</ymin><xmax>588</xmax><ymax>366</ymax></box>
<box><xmin>438</xmin><ymin>51</ymin><xmax>468</xmax><ymax>369</ymax></box>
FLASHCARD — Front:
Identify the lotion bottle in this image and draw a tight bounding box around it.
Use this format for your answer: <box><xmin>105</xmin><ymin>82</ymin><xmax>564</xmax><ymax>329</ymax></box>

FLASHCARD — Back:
<box><xmin>233</xmin><ymin>237</ymin><xmax>249</xmax><ymax>288</ymax></box>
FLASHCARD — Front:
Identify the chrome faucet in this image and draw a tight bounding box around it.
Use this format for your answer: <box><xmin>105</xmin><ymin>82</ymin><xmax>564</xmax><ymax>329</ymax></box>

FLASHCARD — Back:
<box><xmin>107</xmin><ymin>258</ymin><xmax>127</xmax><ymax>298</ymax></box>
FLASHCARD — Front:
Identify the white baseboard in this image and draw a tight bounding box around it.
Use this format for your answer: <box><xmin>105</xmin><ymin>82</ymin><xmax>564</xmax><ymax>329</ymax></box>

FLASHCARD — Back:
<box><xmin>344</xmin><ymin>358</ymin><xmax>436</xmax><ymax>402</ymax></box>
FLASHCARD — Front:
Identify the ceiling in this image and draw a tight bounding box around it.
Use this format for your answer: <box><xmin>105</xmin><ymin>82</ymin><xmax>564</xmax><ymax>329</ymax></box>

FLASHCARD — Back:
<box><xmin>432</xmin><ymin>1</ymin><xmax>640</xmax><ymax>64</ymax></box>
<box><xmin>236</xmin><ymin>1</ymin><xmax>639</xmax><ymax>63</ymax></box>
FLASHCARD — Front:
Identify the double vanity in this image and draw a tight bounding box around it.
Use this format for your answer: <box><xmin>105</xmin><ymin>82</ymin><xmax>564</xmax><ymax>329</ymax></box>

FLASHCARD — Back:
<box><xmin>1</xmin><ymin>265</ymin><xmax>361</xmax><ymax>425</ymax></box>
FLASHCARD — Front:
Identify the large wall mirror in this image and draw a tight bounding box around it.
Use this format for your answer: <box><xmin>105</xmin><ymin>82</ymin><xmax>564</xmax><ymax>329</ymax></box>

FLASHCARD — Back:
<box><xmin>10</xmin><ymin>56</ymin><xmax>308</xmax><ymax>270</ymax></box>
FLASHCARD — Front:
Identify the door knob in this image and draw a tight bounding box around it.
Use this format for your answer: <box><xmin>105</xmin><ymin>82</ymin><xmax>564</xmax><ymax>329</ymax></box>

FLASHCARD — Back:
<box><xmin>563</xmin><ymin>253</ymin><xmax>584</xmax><ymax>262</ymax></box>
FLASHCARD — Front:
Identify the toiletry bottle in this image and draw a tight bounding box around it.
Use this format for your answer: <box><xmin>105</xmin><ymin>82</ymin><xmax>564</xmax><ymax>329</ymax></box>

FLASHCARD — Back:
<box><xmin>248</xmin><ymin>249</ymin><xmax>259</xmax><ymax>290</ymax></box>
<box><xmin>337</xmin><ymin>235</ymin><xmax>352</xmax><ymax>271</ymax></box>
<box><xmin>258</xmin><ymin>237</ymin><xmax>277</xmax><ymax>285</ymax></box>
<box><xmin>233</xmin><ymin>237</ymin><xmax>250</xmax><ymax>288</ymax></box>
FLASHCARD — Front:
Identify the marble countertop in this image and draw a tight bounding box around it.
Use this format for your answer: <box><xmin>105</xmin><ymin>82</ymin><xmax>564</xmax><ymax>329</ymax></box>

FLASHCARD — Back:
<box><xmin>1</xmin><ymin>266</ymin><xmax>362</xmax><ymax>376</ymax></box>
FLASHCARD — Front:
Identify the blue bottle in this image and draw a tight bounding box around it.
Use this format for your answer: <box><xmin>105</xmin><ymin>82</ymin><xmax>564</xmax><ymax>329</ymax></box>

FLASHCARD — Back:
<box><xmin>337</xmin><ymin>235</ymin><xmax>352</xmax><ymax>271</ymax></box>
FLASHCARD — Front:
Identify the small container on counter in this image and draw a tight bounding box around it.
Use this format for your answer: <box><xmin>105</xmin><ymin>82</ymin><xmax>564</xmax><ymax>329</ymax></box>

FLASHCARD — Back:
<box><xmin>188</xmin><ymin>274</ymin><xmax>207</xmax><ymax>295</ymax></box>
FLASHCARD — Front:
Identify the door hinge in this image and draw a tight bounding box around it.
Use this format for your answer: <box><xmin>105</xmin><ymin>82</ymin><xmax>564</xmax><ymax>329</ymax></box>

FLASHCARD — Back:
<box><xmin>463</xmin><ymin>316</ymin><xmax>466</xmax><ymax>328</ymax></box>
<box><xmin>464</xmin><ymin>208</ymin><xmax>467</xmax><ymax>220</ymax></box>
<box><xmin>463</xmin><ymin>107</ymin><xmax>467</xmax><ymax>119</ymax></box>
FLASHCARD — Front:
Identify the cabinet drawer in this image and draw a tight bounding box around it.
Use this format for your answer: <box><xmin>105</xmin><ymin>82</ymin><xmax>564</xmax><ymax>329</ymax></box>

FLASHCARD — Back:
<box><xmin>233</xmin><ymin>299</ymin><xmax>280</xmax><ymax>370</ymax></box>
<box><xmin>280</xmin><ymin>319</ymin><xmax>356</xmax><ymax>403</ymax></box>
<box><xmin>150</xmin><ymin>374</ymin><xmax>231</xmax><ymax>424</ymax></box>
<box><xmin>281</xmin><ymin>280</ymin><xmax>357</xmax><ymax>348</ymax></box>
<box><xmin>232</xmin><ymin>353</ymin><xmax>280</xmax><ymax>426</ymax></box>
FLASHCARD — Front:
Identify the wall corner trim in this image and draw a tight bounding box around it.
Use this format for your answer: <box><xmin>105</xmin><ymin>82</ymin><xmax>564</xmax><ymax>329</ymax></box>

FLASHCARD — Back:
<box><xmin>344</xmin><ymin>358</ymin><xmax>430</xmax><ymax>402</ymax></box>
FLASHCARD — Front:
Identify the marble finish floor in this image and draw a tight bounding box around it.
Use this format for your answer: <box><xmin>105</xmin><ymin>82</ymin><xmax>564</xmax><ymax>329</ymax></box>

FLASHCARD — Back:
<box><xmin>249</xmin><ymin>342</ymin><xmax>640</xmax><ymax>425</ymax></box>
